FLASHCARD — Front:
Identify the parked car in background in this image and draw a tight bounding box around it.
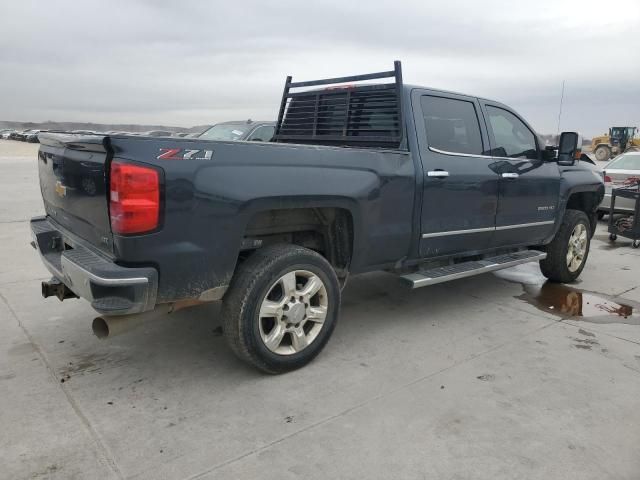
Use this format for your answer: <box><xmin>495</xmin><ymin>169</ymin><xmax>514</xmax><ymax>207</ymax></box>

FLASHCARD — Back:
<box><xmin>25</xmin><ymin>130</ymin><xmax>41</xmax><ymax>143</ymax></box>
<box><xmin>9</xmin><ymin>130</ymin><xmax>26</xmax><ymax>141</ymax></box>
<box><xmin>144</xmin><ymin>130</ymin><xmax>174</xmax><ymax>137</ymax></box>
<box><xmin>0</xmin><ymin>129</ymin><xmax>15</xmax><ymax>139</ymax></box>
<box><xmin>598</xmin><ymin>151</ymin><xmax>640</xmax><ymax>218</ymax></box>
<box><xmin>71</xmin><ymin>130</ymin><xmax>99</xmax><ymax>135</ymax></box>
<box><xmin>198</xmin><ymin>120</ymin><xmax>276</xmax><ymax>142</ymax></box>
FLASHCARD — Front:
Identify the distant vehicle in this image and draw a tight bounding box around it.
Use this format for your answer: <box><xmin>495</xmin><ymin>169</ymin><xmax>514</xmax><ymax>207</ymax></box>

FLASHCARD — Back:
<box><xmin>144</xmin><ymin>130</ymin><xmax>174</xmax><ymax>137</ymax></box>
<box><xmin>0</xmin><ymin>129</ymin><xmax>14</xmax><ymax>139</ymax></box>
<box><xmin>598</xmin><ymin>152</ymin><xmax>640</xmax><ymax>217</ymax></box>
<box><xmin>198</xmin><ymin>120</ymin><xmax>276</xmax><ymax>142</ymax></box>
<box><xmin>71</xmin><ymin>130</ymin><xmax>99</xmax><ymax>135</ymax></box>
<box><xmin>591</xmin><ymin>126</ymin><xmax>640</xmax><ymax>161</ymax></box>
<box><xmin>10</xmin><ymin>130</ymin><xmax>33</xmax><ymax>141</ymax></box>
<box><xmin>25</xmin><ymin>130</ymin><xmax>42</xmax><ymax>143</ymax></box>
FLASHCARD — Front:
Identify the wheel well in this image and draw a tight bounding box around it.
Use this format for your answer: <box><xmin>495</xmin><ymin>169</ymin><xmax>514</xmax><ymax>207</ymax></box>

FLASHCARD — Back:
<box><xmin>241</xmin><ymin>207</ymin><xmax>353</xmax><ymax>278</ymax></box>
<box><xmin>566</xmin><ymin>191</ymin><xmax>600</xmax><ymax>214</ymax></box>
<box><xmin>566</xmin><ymin>191</ymin><xmax>601</xmax><ymax>235</ymax></box>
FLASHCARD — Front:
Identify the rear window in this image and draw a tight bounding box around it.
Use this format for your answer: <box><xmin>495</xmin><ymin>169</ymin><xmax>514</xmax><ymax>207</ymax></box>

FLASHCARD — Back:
<box><xmin>608</xmin><ymin>154</ymin><xmax>640</xmax><ymax>170</ymax></box>
<box><xmin>278</xmin><ymin>86</ymin><xmax>402</xmax><ymax>148</ymax></box>
<box><xmin>421</xmin><ymin>96</ymin><xmax>484</xmax><ymax>155</ymax></box>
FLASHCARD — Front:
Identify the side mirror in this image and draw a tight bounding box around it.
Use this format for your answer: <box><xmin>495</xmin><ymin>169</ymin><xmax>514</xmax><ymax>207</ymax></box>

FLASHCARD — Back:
<box><xmin>557</xmin><ymin>131</ymin><xmax>582</xmax><ymax>166</ymax></box>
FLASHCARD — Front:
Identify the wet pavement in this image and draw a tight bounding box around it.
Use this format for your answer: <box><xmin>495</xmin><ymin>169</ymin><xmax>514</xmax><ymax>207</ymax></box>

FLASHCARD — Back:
<box><xmin>1</xmin><ymin>142</ymin><xmax>639</xmax><ymax>480</ymax></box>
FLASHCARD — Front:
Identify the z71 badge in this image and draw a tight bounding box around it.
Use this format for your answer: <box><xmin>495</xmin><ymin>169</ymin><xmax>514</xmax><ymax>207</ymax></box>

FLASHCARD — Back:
<box><xmin>157</xmin><ymin>148</ymin><xmax>213</xmax><ymax>160</ymax></box>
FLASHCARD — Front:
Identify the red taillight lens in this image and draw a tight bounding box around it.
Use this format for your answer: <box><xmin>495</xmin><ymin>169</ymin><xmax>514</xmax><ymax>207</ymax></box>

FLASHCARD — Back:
<box><xmin>110</xmin><ymin>162</ymin><xmax>160</xmax><ymax>235</ymax></box>
<box><xmin>604</xmin><ymin>173</ymin><xmax>612</xmax><ymax>184</ymax></box>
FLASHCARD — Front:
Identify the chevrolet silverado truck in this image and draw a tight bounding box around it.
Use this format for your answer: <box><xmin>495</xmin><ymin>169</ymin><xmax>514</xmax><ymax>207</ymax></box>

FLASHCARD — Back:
<box><xmin>31</xmin><ymin>62</ymin><xmax>604</xmax><ymax>373</ymax></box>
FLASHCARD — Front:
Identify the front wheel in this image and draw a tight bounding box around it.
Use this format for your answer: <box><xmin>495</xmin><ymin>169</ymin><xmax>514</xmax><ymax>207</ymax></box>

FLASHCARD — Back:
<box><xmin>221</xmin><ymin>244</ymin><xmax>340</xmax><ymax>374</ymax></box>
<box><xmin>540</xmin><ymin>209</ymin><xmax>591</xmax><ymax>283</ymax></box>
<box><xmin>594</xmin><ymin>145</ymin><xmax>611</xmax><ymax>161</ymax></box>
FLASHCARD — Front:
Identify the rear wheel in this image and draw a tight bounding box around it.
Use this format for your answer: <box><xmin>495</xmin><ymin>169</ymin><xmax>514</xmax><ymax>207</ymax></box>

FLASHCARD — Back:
<box><xmin>221</xmin><ymin>244</ymin><xmax>340</xmax><ymax>373</ymax></box>
<box><xmin>540</xmin><ymin>209</ymin><xmax>591</xmax><ymax>283</ymax></box>
<box><xmin>594</xmin><ymin>145</ymin><xmax>611</xmax><ymax>161</ymax></box>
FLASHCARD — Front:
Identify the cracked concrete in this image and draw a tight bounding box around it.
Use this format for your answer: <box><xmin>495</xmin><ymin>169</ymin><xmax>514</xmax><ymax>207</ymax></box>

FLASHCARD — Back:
<box><xmin>1</xmin><ymin>142</ymin><xmax>639</xmax><ymax>479</ymax></box>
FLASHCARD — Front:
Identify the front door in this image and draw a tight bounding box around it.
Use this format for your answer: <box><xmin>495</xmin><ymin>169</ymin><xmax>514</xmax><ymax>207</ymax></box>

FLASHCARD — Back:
<box><xmin>414</xmin><ymin>91</ymin><xmax>499</xmax><ymax>257</ymax></box>
<box><xmin>480</xmin><ymin>103</ymin><xmax>560</xmax><ymax>247</ymax></box>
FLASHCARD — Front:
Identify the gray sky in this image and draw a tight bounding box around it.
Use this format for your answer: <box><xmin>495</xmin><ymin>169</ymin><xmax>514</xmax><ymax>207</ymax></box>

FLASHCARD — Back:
<box><xmin>1</xmin><ymin>0</ymin><xmax>638</xmax><ymax>136</ymax></box>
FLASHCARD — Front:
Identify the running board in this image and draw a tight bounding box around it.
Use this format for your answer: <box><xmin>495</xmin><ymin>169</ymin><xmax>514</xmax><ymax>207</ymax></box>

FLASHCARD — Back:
<box><xmin>400</xmin><ymin>250</ymin><xmax>547</xmax><ymax>289</ymax></box>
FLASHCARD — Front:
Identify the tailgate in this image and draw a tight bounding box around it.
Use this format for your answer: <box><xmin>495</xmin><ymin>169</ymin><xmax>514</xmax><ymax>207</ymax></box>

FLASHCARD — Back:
<box><xmin>37</xmin><ymin>133</ymin><xmax>113</xmax><ymax>254</ymax></box>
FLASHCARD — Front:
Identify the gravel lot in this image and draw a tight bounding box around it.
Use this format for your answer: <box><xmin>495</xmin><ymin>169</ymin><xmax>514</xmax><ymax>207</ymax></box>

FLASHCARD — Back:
<box><xmin>1</xmin><ymin>140</ymin><xmax>639</xmax><ymax>480</ymax></box>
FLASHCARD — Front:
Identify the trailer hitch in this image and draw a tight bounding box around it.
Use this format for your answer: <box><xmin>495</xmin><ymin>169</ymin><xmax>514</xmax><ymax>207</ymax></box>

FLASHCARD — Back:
<box><xmin>41</xmin><ymin>278</ymin><xmax>78</xmax><ymax>301</ymax></box>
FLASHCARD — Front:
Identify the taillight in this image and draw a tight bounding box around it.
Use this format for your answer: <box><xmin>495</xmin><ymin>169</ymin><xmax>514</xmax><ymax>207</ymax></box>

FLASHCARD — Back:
<box><xmin>604</xmin><ymin>172</ymin><xmax>612</xmax><ymax>184</ymax></box>
<box><xmin>109</xmin><ymin>161</ymin><xmax>160</xmax><ymax>235</ymax></box>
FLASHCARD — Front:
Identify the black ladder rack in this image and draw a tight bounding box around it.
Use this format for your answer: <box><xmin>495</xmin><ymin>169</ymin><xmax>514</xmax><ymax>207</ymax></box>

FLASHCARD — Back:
<box><xmin>273</xmin><ymin>61</ymin><xmax>404</xmax><ymax>148</ymax></box>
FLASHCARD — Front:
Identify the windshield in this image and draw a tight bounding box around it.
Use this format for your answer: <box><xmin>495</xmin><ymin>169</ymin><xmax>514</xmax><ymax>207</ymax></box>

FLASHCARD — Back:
<box><xmin>608</xmin><ymin>154</ymin><xmax>640</xmax><ymax>170</ymax></box>
<box><xmin>198</xmin><ymin>124</ymin><xmax>249</xmax><ymax>141</ymax></box>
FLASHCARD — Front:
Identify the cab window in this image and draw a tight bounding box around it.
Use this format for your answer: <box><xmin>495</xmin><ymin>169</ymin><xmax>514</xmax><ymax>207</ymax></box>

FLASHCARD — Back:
<box><xmin>421</xmin><ymin>96</ymin><xmax>484</xmax><ymax>155</ymax></box>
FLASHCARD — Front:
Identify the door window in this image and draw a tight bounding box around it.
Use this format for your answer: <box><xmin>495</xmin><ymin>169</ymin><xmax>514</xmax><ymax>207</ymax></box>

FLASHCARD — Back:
<box><xmin>485</xmin><ymin>106</ymin><xmax>538</xmax><ymax>159</ymax></box>
<box><xmin>421</xmin><ymin>96</ymin><xmax>484</xmax><ymax>155</ymax></box>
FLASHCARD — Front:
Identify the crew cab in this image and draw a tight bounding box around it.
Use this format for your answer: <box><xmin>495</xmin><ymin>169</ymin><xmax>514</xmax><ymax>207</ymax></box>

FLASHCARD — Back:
<box><xmin>31</xmin><ymin>62</ymin><xmax>604</xmax><ymax>373</ymax></box>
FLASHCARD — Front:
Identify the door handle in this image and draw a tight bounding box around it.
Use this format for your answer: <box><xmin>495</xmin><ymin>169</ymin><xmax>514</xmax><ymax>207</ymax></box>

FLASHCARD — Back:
<box><xmin>427</xmin><ymin>170</ymin><xmax>449</xmax><ymax>178</ymax></box>
<box><xmin>502</xmin><ymin>173</ymin><xmax>519</xmax><ymax>179</ymax></box>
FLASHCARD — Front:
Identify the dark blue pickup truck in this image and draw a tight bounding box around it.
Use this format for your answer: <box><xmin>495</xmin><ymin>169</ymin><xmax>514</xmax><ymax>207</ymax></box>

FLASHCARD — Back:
<box><xmin>31</xmin><ymin>62</ymin><xmax>603</xmax><ymax>372</ymax></box>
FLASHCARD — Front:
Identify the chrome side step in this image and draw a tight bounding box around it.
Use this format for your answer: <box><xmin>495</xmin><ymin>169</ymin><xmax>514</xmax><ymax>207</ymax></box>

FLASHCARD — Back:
<box><xmin>400</xmin><ymin>250</ymin><xmax>547</xmax><ymax>289</ymax></box>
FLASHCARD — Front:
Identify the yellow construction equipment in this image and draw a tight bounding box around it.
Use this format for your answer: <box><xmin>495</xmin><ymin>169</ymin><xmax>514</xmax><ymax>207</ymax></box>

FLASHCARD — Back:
<box><xmin>591</xmin><ymin>126</ymin><xmax>640</xmax><ymax>161</ymax></box>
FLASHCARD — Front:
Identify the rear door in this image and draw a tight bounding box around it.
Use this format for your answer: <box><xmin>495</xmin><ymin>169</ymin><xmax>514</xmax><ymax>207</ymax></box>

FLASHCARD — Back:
<box><xmin>413</xmin><ymin>89</ymin><xmax>499</xmax><ymax>257</ymax></box>
<box><xmin>38</xmin><ymin>134</ymin><xmax>113</xmax><ymax>254</ymax></box>
<box><xmin>480</xmin><ymin>103</ymin><xmax>560</xmax><ymax>247</ymax></box>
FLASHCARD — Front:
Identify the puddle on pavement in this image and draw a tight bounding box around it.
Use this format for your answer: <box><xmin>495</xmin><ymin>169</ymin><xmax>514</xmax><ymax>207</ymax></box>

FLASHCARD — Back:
<box><xmin>517</xmin><ymin>282</ymin><xmax>639</xmax><ymax>325</ymax></box>
<box><xmin>494</xmin><ymin>264</ymin><xmax>639</xmax><ymax>325</ymax></box>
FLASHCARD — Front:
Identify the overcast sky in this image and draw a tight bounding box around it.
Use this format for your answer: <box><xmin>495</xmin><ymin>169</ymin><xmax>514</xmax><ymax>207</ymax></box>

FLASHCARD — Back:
<box><xmin>1</xmin><ymin>0</ymin><xmax>638</xmax><ymax>136</ymax></box>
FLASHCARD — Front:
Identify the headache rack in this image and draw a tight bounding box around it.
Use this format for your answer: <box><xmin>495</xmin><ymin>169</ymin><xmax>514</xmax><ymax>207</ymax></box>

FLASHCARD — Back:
<box><xmin>273</xmin><ymin>61</ymin><xmax>404</xmax><ymax>149</ymax></box>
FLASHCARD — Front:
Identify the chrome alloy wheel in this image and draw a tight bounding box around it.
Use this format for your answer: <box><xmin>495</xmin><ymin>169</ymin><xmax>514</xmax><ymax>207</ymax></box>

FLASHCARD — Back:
<box><xmin>567</xmin><ymin>223</ymin><xmax>588</xmax><ymax>273</ymax></box>
<box><xmin>258</xmin><ymin>270</ymin><xmax>328</xmax><ymax>355</ymax></box>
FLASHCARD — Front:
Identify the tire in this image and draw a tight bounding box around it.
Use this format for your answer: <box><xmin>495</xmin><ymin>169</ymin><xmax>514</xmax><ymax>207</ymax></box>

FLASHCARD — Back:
<box><xmin>594</xmin><ymin>145</ymin><xmax>611</xmax><ymax>161</ymax></box>
<box><xmin>540</xmin><ymin>209</ymin><xmax>591</xmax><ymax>283</ymax></box>
<box><xmin>633</xmin><ymin>240</ymin><xmax>640</xmax><ymax>249</ymax></box>
<box><xmin>221</xmin><ymin>244</ymin><xmax>340</xmax><ymax>374</ymax></box>
<box><xmin>609</xmin><ymin>233</ymin><xmax>617</xmax><ymax>241</ymax></box>
<box><xmin>597</xmin><ymin>211</ymin><xmax>605</xmax><ymax>221</ymax></box>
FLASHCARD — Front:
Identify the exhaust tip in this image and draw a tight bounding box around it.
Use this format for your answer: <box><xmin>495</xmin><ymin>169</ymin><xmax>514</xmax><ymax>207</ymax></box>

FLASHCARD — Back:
<box><xmin>92</xmin><ymin>317</ymin><xmax>110</xmax><ymax>339</ymax></box>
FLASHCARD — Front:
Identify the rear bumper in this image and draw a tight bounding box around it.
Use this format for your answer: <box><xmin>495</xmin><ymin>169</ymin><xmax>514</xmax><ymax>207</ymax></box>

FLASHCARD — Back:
<box><xmin>30</xmin><ymin>216</ymin><xmax>158</xmax><ymax>315</ymax></box>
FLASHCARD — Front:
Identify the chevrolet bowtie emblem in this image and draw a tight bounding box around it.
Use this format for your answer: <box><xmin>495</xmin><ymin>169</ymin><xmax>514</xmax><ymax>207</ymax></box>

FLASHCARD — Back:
<box><xmin>55</xmin><ymin>180</ymin><xmax>67</xmax><ymax>198</ymax></box>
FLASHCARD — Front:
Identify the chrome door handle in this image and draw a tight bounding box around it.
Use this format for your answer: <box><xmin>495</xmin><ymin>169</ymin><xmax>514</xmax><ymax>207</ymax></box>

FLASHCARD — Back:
<box><xmin>502</xmin><ymin>173</ymin><xmax>519</xmax><ymax>179</ymax></box>
<box><xmin>427</xmin><ymin>170</ymin><xmax>449</xmax><ymax>178</ymax></box>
